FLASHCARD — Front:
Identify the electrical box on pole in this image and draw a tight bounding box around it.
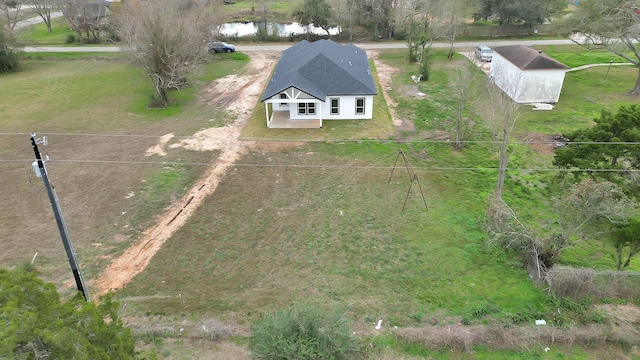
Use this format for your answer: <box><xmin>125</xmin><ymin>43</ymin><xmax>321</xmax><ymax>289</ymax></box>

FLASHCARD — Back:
<box><xmin>30</xmin><ymin>133</ymin><xmax>90</xmax><ymax>302</ymax></box>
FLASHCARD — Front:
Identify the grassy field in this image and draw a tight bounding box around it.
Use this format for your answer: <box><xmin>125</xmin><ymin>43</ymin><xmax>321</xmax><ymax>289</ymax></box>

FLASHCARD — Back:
<box><xmin>0</xmin><ymin>53</ymin><xmax>246</xmax><ymax>289</ymax></box>
<box><xmin>17</xmin><ymin>20</ymin><xmax>84</xmax><ymax>46</ymax></box>
<box><xmin>376</xmin><ymin>49</ymin><xmax>640</xmax><ymax>272</ymax></box>
<box><xmin>221</xmin><ymin>0</ymin><xmax>295</xmax><ymax>22</ymax></box>
<box><xmin>3</xmin><ymin>45</ymin><xmax>640</xmax><ymax>358</ymax></box>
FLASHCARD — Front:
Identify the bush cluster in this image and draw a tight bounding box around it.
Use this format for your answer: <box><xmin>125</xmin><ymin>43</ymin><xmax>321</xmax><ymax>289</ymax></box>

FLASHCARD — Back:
<box><xmin>250</xmin><ymin>303</ymin><xmax>360</xmax><ymax>360</ymax></box>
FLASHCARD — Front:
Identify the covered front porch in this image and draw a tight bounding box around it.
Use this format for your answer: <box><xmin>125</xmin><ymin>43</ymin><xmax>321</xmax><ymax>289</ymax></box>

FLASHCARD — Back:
<box><xmin>267</xmin><ymin>110</ymin><xmax>322</xmax><ymax>129</ymax></box>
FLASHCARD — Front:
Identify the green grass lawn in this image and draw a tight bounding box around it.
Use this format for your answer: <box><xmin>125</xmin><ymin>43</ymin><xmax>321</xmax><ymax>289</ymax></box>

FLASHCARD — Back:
<box><xmin>518</xmin><ymin>65</ymin><xmax>640</xmax><ymax>134</ymax></box>
<box><xmin>17</xmin><ymin>19</ymin><xmax>82</xmax><ymax>46</ymax></box>
<box><xmin>119</xmin><ymin>139</ymin><xmax>546</xmax><ymax>325</ymax></box>
<box><xmin>119</xmin><ymin>48</ymin><xmax>640</xmax><ymax>330</ymax></box>
<box><xmin>534</xmin><ymin>45</ymin><xmax>633</xmax><ymax>68</ymax></box>
<box><xmin>3</xmin><ymin>45</ymin><xmax>640</xmax><ymax>358</ymax></box>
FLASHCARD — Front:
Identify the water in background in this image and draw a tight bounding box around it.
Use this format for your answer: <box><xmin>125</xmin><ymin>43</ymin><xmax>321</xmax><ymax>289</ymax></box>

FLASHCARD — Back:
<box><xmin>216</xmin><ymin>22</ymin><xmax>341</xmax><ymax>37</ymax></box>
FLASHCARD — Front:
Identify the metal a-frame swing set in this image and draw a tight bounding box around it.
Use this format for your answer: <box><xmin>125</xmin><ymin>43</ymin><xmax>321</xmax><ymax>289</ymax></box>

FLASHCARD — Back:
<box><xmin>388</xmin><ymin>149</ymin><xmax>428</xmax><ymax>212</ymax></box>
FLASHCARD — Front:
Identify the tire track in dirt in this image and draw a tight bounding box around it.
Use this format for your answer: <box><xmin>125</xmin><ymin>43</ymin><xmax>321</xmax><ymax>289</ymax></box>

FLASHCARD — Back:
<box><xmin>94</xmin><ymin>52</ymin><xmax>278</xmax><ymax>296</ymax></box>
<box><xmin>368</xmin><ymin>51</ymin><xmax>402</xmax><ymax>128</ymax></box>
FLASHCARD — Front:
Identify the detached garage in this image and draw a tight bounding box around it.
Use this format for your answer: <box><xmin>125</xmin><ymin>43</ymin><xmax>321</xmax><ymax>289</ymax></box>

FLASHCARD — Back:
<box><xmin>490</xmin><ymin>45</ymin><xmax>570</xmax><ymax>104</ymax></box>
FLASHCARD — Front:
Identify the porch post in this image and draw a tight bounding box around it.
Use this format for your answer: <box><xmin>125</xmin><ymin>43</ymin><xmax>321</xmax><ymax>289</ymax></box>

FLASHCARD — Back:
<box><xmin>265</xmin><ymin>102</ymin><xmax>270</xmax><ymax>128</ymax></box>
<box><xmin>318</xmin><ymin>101</ymin><xmax>323</xmax><ymax>128</ymax></box>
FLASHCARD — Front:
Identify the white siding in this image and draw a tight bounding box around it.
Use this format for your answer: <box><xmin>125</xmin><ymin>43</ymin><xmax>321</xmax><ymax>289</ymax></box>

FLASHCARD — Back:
<box><xmin>490</xmin><ymin>52</ymin><xmax>567</xmax><ymax>104</ymax></box>
<box><xmin>320</xmin><ymin>95</ymin><xmax>374</xmax><ymax>120</ymax></box>
<box><xmin>490</xmin><ymin>53</ymin><xmax>522</xmax><ymax>101</ymax></box>
<box><xmin>264</xmin><ymin>88</ymin><xmax>375</xmax><ymax>120</ymax></box>
<box><xmin>517</xmin><ymin>69</ymin><xmax>566</xmax><ymax>103</ymax></box>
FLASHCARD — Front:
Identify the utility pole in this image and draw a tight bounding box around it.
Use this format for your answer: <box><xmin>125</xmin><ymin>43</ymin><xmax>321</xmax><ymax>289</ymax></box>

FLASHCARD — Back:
<box><xmin>30</xmin><ymin>133</ymin><xmax>90</xmax><ymax>302</ymax></box>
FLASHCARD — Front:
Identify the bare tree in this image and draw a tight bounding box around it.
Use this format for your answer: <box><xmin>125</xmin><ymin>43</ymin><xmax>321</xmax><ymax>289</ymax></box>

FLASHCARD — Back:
<box><xmin>358</xmin><ymin>0</ymin><xmax>394</xmax><ymax>40</ymax></box>
<box><xmin>475</xmin><ymin>76</ymin><xmax>521</xmax><ymax>200</ymax></box>
<box><xmin>115</xmin><ymin>0</ymin><xmax>213</xmax><ymax>107</ymax></box>
<box><xmin>30</xmin><ymin>0</ymin><xmax>56</xmax><ymax>33</ymax></box>
<box><xmin>486</xmin><ymin>179</ymin><xmax>636</xmax><ymax>275</ymax></box>
<box><xmin>0</xmin><ymin>0</ymin><xmax>23</xmax><ymax>32</ymax></box>
<box><xmin>329</xmin><ymin>0</ymin><xmax>356</xmax><ymax>40</ymax></box>
<box><xmin>57</xmin><ymin>0</ymin><xmax>108</xmax><ymax>43</ymax></box>
<box><xmin>559</xmin><ymin>0</ymin><xmax>640</xmax><ymax>95</ymax></box>
<box><xmin>256</xmin><ymin>0</ymin><xmax>272</xmax><ymax>31</ymax></box>
<box><xmin>447</xmin><ymin>59</ymin><xmax>479</xmax><ymax>150</ymax></box>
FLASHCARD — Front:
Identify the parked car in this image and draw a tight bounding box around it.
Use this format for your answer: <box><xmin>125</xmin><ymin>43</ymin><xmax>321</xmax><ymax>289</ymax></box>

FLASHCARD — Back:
<box><xmin>208</xmin><ymin>41</ymin><xmax>236</xmax><ymax>53</ymax></box>
<box><xmin>475</xmin><ymin>45</ymin><xmax>493</xmax><ymax>62</ymax></box>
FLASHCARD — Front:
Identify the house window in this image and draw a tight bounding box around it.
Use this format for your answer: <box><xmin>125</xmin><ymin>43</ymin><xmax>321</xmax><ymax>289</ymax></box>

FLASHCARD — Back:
<box><xmin>330</xmin><ymin>98</ymin><xmax>339</xmax><ymax>115</ymax></box>
<box><xmin>279</xmin><ymin>93</ymin><xmax>287</xmax><ymax>106</ymax></box>
<box><xmin>297</xmin><ymin>102</ymin><xmax>316</xmax><ymax>115</ymax></box>
<box><xmin>355</xmin><ymin>97</ymin><xmax>365</xmax><ymax>115</ymax></box>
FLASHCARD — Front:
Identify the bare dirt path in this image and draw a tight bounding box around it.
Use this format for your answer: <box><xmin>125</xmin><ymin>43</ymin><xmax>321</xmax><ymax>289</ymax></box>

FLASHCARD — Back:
<box><xmin>94</xmin><ymin>52</ymin><xmax>279</xmax><ymax>295</ymax></box>
<box><xmin>369</xmin><ymin>51</ymin><xmax>401</xmax><ymax>128</ymax></box>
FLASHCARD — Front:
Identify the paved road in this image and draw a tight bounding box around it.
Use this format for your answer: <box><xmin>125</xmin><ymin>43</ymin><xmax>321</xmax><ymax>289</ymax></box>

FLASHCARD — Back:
<box><xmin>14</xmin><ymin>9</ymin><xmax>63</xmax><ymax>30</ymax></box>
<box><xmin>23</xmin><ymin>39</ymin><xmax>578</xmax><ymax>53</ymax></box>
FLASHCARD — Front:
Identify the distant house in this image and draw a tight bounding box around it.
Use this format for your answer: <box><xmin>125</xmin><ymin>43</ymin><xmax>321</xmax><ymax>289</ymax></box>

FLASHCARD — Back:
<box><xmin>490</xmin><ymin>45</ymin><xmax>570</xmax><ymax>104</ymax></box>
<box><xmin>260</xmin><ymin>39</ymin><xmax>377</xmax><ymax>129</ymax></box>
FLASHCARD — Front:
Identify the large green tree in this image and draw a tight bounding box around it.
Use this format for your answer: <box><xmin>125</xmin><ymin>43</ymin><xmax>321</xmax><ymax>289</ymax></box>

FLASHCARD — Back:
<box><xmin>611</xmin><ymin>217</ymin><xmax>640</xmax><ymax>270</ymax></box>
<box><xmin>558</xmin><ymin>0</ymin><xmax>640</xmax><ymax>95</ymax></box>
<box><xmin>553</xmin><ymin>105</ymin><xmax>640</xmax><ymax>194</ymax></box>
<box><xmin>0</xmin><ymin>268</ymin><xmax>135</xmax><ymax>359</ymax></box>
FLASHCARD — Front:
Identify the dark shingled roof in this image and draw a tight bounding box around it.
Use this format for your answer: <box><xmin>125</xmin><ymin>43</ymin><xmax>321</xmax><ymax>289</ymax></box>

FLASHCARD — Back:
<box><xmin>493</xmin><ymin>45</ymin><xmax>570</xmax><ymax>70</ymax></box>
<box><xmin>260</xmin><ymin>39</ymin><xmax>377</xmax><ymax>102</ymax></box>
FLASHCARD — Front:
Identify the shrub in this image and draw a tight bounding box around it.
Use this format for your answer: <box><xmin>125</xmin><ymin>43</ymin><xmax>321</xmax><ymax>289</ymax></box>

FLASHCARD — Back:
<box><xmin>0</xmin><ymin>28</ymin><xmax>19</xmax><ymax>73</ymax></box>
<box><xmin>250</xmin><ymin>303</ymin><xmax>360</xmax><ymax>360</ymax></box>
<box><xmin>418</xmin><ymin>48</ymin><xmax>431</xmax><ymax>81</ymax></box>
<box><xmin>65</xmin><ymin>34</ymin><xmax>77</xmax><ymax>44</ymax></box>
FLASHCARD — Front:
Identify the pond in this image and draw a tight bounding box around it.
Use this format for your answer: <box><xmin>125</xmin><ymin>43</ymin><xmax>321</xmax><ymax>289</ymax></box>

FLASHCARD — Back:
<box><xmin>215</xmin><ymin>22</ymin><xmax>341</xmax><ymax>37</ymax></box>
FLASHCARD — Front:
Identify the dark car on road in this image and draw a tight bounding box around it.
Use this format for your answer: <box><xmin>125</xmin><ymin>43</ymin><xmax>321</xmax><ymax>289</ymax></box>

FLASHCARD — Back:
<box><xmin>208</xmin><ymin>41</ymin><xmax>236</xmax><ymax>53</ymax></box>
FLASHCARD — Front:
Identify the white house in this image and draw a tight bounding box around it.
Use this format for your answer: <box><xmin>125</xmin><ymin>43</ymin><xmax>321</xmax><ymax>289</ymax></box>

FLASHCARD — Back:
<box><xmin>490</xmin><ymin>45</ymin><xmax>570</xmax><ymax>104</ymax></box>
<box><xmin>260</xmin><ymin>39</ymin><xmax>377</xmax><ymax>128</ymax></box>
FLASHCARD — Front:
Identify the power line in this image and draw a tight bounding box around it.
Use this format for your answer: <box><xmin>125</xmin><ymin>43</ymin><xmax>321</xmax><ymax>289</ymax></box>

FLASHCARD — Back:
<box><xmin>0</xmin><ymin>132</ymin><xmax>191</xmax><ymax>139</ymax></box>
<box><xmin>3</xmin><ymin>132</ymin><xmax>640</xmax><ymax>145</ymax></box>
<box><xmin>1</xmin><ymin>157</ymin><xmax>640</xmax><ymax>173</ymax></box>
